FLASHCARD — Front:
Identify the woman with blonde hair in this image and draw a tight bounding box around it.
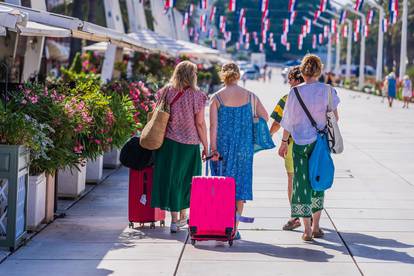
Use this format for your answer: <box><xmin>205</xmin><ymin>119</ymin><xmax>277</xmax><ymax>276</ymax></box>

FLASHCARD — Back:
<box><xmin>151</xmin><ymin>61</ymin><xmax>208</xmax><ymax>233</ymax></box>
<box><xmin>210</xmin><ymin>62</ymin><xmax>269</xmax><ymax>240</ymax></box>
<box><xmin>279</xmin><ymin>54</ymin><xmax>340</xmax><ymax>241</ymax></box>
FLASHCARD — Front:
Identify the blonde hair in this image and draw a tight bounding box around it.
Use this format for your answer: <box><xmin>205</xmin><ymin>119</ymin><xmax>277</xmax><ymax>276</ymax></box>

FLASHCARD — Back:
<box><xmin>220</xmin><ymin>62</ymin><xmax>241</xmax><ymax>85</ymax></box>
<box><xmin>169</xmin><ymin>61</ymin><xmax>198</xmax><ymax>91</ymax></box>
<box><xmin>300</xmin><ymin>54</ymin><xmax>323</xmax><ymax>78</ymax></box>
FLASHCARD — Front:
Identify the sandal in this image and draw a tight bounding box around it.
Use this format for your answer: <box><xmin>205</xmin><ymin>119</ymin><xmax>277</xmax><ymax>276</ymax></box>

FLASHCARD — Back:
<box><xmin>302</xmin><ymin>233</ymin><xmax>313</xmax><ymax>242</ymax></box>
<box><xmin>312</xmin><ymin>229</ymin><xmax>325</xmax><ymax>239</ymax></box>
<box><xmin>282</xmin><ymin>218</ymin><xmax>301</xmax><ymax>231</ymax></box>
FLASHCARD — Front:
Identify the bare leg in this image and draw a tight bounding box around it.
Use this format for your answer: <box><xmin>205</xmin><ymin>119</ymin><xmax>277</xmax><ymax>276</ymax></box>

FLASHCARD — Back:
<box><xmin>287</xmin><ymin>173</ymin><xmax>293</xmax><ymax>203</ymax></box>
<box><xmin>179</xmin><ymin>209</ymin><xmax>187</xmax><ymax>221</ymax></box>
<box><xmin>171</xmin><ymin>212</ymin><xmax>178</xmax><ymax>223</ymax></box>
<box><xmin>311</xmin><ymin>210</ymin><xmax>322</xmax><ymax>233</ymax></box>
<box><xmin>236</xmin><ymin>200</ymin><xmax>244</xmax><ymax>230</ymax></box>
<box><xmin>302</xmin><ymin>217</ymin><xmax>312</xmax><ymax>237</ymax></box>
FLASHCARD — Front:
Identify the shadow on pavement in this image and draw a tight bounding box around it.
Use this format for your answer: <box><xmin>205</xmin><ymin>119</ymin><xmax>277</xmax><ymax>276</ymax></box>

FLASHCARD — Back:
<box><xmin>192</xmin><ymin>239</ymin><xmax>335</xmax><ymax>262</ymax></box>
<box><xmin>318</xmin><ymin>229</ymin><xmax>414</xmax><ymax>264</ymax></box>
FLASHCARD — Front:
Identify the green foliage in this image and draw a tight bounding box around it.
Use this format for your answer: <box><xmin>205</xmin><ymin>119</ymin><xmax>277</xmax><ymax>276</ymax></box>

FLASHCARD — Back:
<box><xmin>69</xmin><ymin>52</ymin><xmax>83</xmax><ymax>74</ymax></box>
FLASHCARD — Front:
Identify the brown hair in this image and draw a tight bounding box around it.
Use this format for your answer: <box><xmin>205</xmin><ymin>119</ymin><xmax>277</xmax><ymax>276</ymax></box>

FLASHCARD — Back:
<box><xmin>288</xmin><ymin>66</ymin><xmax>304</xmax><ymax>83</ymax></box>
<box><xmin>220</xmin><ymin>62</ymin><xmax>241</xmax><ymax>85</ymax></box>
<box><xmin>169</xmin><ymin>61</ymin><xmax>198</xmax><ymax>91</ymax></box>
<box><xmin>300</xmin><ymin>54</ymin><xmax>323</xmax><ymax>78</ymax></box>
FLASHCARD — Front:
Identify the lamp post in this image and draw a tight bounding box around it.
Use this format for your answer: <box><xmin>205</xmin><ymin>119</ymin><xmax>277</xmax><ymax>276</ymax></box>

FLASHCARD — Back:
<box><xmin>399</xmin><ymin>0</ymin><xmax>408</xmax><ymax>78</ymax></box>
<box><xmin>311</xmin><ymin>14</ymin><xmax>334</xmax><ymax>73</ymax></box>
<box><xmin>331</xmin><ymin>0</ymin><xmax>366</xmax><ymax>90</ymax></box>
<box><xmin>367</xmin><ymin>0</ymin><xmax>385</xmax><ymax>82</ymax></box>
<box><xmin>323</xmin><ymin>9</ymin><xmax>342</xmax><ymax>77</ymax></box>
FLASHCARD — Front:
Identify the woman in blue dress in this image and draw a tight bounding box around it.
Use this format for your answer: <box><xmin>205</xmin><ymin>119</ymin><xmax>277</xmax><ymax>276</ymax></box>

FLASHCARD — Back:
<box><xmin>385</xmin><ymin>72</ymin><xmax>397</xmax><ymax>108</ymax></box>
<box><xmin>209</xmin><ymin>63</ymin><xmax>269</xmax><ymax>239</ymax></box>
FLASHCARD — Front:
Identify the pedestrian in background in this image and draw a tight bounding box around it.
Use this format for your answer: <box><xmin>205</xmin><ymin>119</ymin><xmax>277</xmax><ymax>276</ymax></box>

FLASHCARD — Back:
<box><xmin>270</xmin><ymin>66</ymin><xmax>304</xmax><ymax>231</ymax></box>
<box><xmin>210</xmin><ymin>62</ymin><xmax>269</xmax><ymax>240</ymax></box>
<box><xmin>278</xmin><ymin>54</ymin><xmax>340</xmax><ymax>241</ymax></box>
<box><xmin>151</xmin><ymin>61</ymin><xmax>208</xmax><ymax>234</ymax></box>
<box><xmin>385</xmin><ymin>72</ymin><xmax>397</xmax><ymax>108</ymax></box>
<box><xmin>402</xmin><ymin>75</ymin><xmax>412</xmax><ymax>108</ymax></box>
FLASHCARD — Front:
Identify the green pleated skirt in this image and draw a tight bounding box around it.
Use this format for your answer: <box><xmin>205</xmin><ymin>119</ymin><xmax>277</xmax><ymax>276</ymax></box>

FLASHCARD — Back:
<box><xmin>151</xmin><ymin>138</ymin><xmax>202</xmax><ymax>212</ymax></box>
<box><xmin>291</xmin><ymin>142</ymin><xmax>325</xmax><ymax>218</ymax></box>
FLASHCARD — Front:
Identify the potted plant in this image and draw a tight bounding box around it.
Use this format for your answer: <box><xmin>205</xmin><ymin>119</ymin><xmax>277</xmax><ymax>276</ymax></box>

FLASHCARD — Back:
<box><xmin>0</xmin><ymin>101</ymin><xmax>52</xmax><ymax>233</ymax></box>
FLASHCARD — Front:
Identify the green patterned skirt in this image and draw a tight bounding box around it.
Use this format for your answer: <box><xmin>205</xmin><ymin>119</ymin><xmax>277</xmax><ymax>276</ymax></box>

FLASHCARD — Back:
<box><xmin>151</xmin><ymin>138</ymin><xmax>202</xmax><ymax>212</ymax></box>
<box><xmin>291</xmin><ymin>142</ymin><xmax>324</xmax><ymax>218</ymax></box>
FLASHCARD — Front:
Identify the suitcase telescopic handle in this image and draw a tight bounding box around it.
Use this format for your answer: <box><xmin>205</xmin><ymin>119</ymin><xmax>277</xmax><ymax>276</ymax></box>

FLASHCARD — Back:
<box><xmin>205</xmin><ymin>155</ymin><xmax>223</xmax><ymax>176</ymax></box>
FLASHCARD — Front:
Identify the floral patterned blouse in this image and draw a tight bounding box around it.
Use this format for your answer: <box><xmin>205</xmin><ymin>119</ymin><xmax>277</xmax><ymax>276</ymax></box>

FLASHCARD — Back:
<box><xmin>156</xmin><ymin>86</ymin><xmax>207</xmax><ymax>145</ymax></box>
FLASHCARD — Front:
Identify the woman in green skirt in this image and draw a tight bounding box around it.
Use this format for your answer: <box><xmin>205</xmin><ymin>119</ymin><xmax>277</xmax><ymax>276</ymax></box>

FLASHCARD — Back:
<box><xmin>151</xmin><ymin>61</ymin><xmax>208</xmax><ymax>233</ymax></box>
<box><xmin>278</xmin><ymin>55</ymin><xmax>340</xmax><ymax>241</ymax></box>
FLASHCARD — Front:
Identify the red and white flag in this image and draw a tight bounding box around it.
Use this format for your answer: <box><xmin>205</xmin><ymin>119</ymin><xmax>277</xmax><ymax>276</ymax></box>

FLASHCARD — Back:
<box><xmin>298</xmin><ymin>34</ymin><xmax>303</xmax><ymax>50</ymax></box>
<box><xmin>319</xmin><ymin>0</ymin><xmax>327</xmax><ymax>12</ymax></box>
<box><xmin>229</xmin><ymin>0</ymin><xmax>236</xmax><ymax>12</ymax></box>
<box><xmin>262</xmin><ymin>0</ymin><xmax>269</xmax><ymax>12</ymax></box>
<box><xmin>354</xmin><ymin>19</ymin><xmax>361</xmax><ymax>41</ymax></box>
<box><xmin>301</xmin><ymin>25</ymin><xmax>308</xmax><ymax>37</ymax></box>
<box><xmin>354</xmin><ymin>0</ymin><xmax>364</xmax><ymax>11</ymax></box>
<box><xmin>189</xmin><ymin>4</ymin><xmax>194</xmax><ymax>16</ymax></box>
<box><xmin>339</xmin><ymin>10</ymin><xmax>348</xmax><ymax>24</ymax></box>
<box><xmin>364</xmin><ymin>24</ymin><xmax>369</xmax><ymax>37</ymax></box>
<box><xmin>319</xmin><ymin>33</ymin><xmax>324</xmax><ymax>44</ymax></box>
<box><xmin>324</xmin><ymin>25</ymin><xmax>330</xmax><ymax>37</ymax></box>
<box><xmin>389</xmin><ymin>0</ymin><xmax>399</xmax><ymax>24</ymax></box>
<box><xmin>272</xmin><ymin>43</ymin><xmax>277</xmax><ymax>52</ymax></box>
<box><xmin>164</xmin><ymin>0</ymin><xmax>175</xmax><ymax>9</ymax></box>
<box><xmin>314</xmin><ymin>10</ymin><xmax>321</xmax><ymax>23</ymax></box>
<box><xmin>241</xmin><ymin>17</ymin><xmax>247</xmax><ymax>35</ymax></box>
<box><xmin>283</xmin><ymin>19</ymin><xmax>290</xmax><ymax>34</ymax></box>
<box><xmin>259</xmin><ymin>43</ymin><xmax>264</xmax><ymax>52</ymax></box>
<box><xmin>342</xmin><ymin>24</ymin><xmax>348</xmax><ymax>38</ymax></box>
<box><xmin>288</xmin><ymin>0</ymin><xmax>297</xmax><ymax>12</ymax></box>
<box><xmin>286</xmin><ymin>42</ymin><xmax>291</xmax><ymax>51</ymax></box>
<box><xmin>382</xmin><ymin>18</ymin><xmax>389</xmax><ymax>32</ymax></box>
<box><xmin>200</xmin><ymin>14</ymin><xmax>207</xmax><ymax>32</ymax></box>
<box><xmin>239</xmin><ymin>8</ymin><xmax>246</xmax><ymax>28</ymax></box>
<box><xmin>312</xmin><ymin>34</ymin><xmax>317</xmax><ymax>49</ymax></box>
<box><xmin>289</xmin><ymin>11</ymin><xmax>297</xmax><ymax>25</ymax></box>
<box><xmin>305</xmin><ymin>18</ymin><xmax>312</xmax><ymax>34</ymax></box>
<box><xmin>200</xmin><ymin>0</ymin><xmax>207</xmax><ymax>10</ymax></box>
<box><xmin>367</xmin><ymin>10</ymin><xmax>375</xmax><ymax>25</ymax></box>
<box><xmin>219</xmin><ymin>16</ymin><xmax>226</xmax><ymax>33</ymax></box>
<box><xmin>281</xmin><ymin>33</ymin><xmax>288</xmax><ymax>46</ymax></box>
<box><xmin>209</xmin><ymin>6</ymin><xmax>216</xmax><ymax>23</ymax></box>
<box><xmin>209</xmin><ymin>29</ymin><xmax>215</xmax><ymax>39</ymax></box>
<box><xmin>331</xmin><ymin>19</ymin><xmax>337</xmax><ymax>33</ymax></box>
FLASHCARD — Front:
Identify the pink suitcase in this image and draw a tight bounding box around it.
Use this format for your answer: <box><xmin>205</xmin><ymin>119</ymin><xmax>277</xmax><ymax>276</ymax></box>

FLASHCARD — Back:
<box><xmin>189</xmin><ymin>159</ymin><xmax>236</xmax><ymax>246</ymax></box>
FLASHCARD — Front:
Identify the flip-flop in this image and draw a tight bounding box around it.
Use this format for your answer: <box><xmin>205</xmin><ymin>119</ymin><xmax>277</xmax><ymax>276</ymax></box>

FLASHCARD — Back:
<box><xmin>282</xmin><ymin>218</ymin><xmax>301</xmax><ymax>231</ymax></box>
<box><xmin>312</xmin><ymin>229</ymin><xmax>325</xmax><ymax>238</ymax></box>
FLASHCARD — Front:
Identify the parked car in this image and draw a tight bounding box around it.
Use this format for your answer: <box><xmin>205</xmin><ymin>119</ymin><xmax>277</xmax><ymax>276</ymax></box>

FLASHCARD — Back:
<box><xmin>283</xmin><ymin>59</ymin><xmax>301</xmax><ymax>67</ymax></box>
<box><xmin>241</xmin><ymin>69</ymin><xmax>260</xmax><ymax>80</ymax></box>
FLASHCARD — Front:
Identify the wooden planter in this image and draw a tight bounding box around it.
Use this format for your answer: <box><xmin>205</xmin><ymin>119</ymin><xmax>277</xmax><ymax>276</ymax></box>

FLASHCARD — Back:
<box><xmin>44</xmin><ymin>172</ymin><xmax>55</xmax><ymax>223</ymax></box>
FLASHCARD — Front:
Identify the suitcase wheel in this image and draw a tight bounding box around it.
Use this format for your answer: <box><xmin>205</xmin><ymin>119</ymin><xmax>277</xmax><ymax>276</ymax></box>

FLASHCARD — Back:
<box><xmin>191</xmin><ymin>239</ymin><xmax>196</xmax><ymax>246</ymax></box>
<box><xmin>229</xmin><ymin>240</ymin><xmax>233</xmax><ymax>247</ymax></box>
<box><xmin>150</xmin><ymin>222</ymin><xmax>156</xmax><ymax>229</ymax></box>
<box><xmin>129</xmin><ymin>222</ymin><xmax>134</xmax><ymax>228</ymax></box>
<box><xmin>139</xmin><ymin>223</ymin><xmax>145</xmax><ymax>228</ymax></box>
<box><xmin>160</xmin><ymin>220</ymin><xmax>165</xmax><ymax>227</ymax></box>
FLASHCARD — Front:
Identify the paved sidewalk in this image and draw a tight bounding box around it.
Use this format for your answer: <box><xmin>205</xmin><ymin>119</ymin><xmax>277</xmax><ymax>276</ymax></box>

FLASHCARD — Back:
<box><xmin>0</xmin><ymin>70</ymin><xmax>413</xmax><ymax>275</ymax></box>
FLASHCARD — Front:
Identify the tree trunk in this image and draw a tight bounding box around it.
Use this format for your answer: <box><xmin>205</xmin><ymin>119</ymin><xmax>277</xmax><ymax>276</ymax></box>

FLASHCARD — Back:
<box><xmin>69</xmin><ymin>0</ymin><xmax>84</xmax><ymax>63</ymax></box>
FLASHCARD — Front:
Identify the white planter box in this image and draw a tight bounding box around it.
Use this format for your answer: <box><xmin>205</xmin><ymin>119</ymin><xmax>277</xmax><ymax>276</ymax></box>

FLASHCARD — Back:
<box><xmin>27</xmin><ymin>173</ymin><xmax>46</xmax><ymax>230</ymax></box>
<box><xmin>57</xmin><ymin>165</ymin><xmax>86</xmax><ymax>198</ymax></box>
<box><xmin>86</xmin><ymin>155</ymin><xmax>103</xmax><ymax>183</ymax></box>
<box><xmin>103</xmin><ymin>149</ymin><xmax>121</xmax><ymax>168</ymax></box>
<box><xmin>44</xmin><ymin>173</ymin><xmax>55</xmax><ymax>223</ymax></box>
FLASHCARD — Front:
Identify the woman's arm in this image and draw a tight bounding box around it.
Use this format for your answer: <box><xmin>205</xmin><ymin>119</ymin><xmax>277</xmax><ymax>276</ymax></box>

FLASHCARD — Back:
<box><xmin>255</xmin><ymin>96</ymin><xmax>269</xmax><ymax>121</ymax></box>
<box><xmin>195</xmin><ymin>106</ymin><xmax>208</xmax><ymax>156</ymax></box>
<box><xmin>278</xmin><ymin>129</ymin><xmax>291</xmax><ymax>158</ymax></box>
<box><xmin>209</xmin><ymin>98</ymin><xmax>219</xmax><ymax>155</ymax></box>
<box><xmin>269</xmin><ymin>121</ymin><xmax>281</xmax><ymax>136</ymax></box>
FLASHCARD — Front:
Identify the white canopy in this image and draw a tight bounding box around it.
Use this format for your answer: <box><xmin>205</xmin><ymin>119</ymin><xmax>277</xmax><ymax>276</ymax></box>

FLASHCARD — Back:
<box><xmin>0</xmin><ymin>2</ymin><xmax>149</xmax><ymax>51</ymax></box>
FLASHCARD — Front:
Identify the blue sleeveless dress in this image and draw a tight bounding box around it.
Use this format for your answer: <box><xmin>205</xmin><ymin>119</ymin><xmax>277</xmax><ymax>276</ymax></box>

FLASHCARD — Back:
<box><xmin>212</xmin><ymin>95</ymin><xmax>254</xmax><ymax>201</ymax></box>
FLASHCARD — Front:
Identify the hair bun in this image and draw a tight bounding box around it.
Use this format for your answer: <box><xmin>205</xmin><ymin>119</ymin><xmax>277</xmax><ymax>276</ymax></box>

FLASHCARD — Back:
<box><xmin>221</xmin><ymin>63</ymin><xmax>241</xmax><ymax>85</ymax></box>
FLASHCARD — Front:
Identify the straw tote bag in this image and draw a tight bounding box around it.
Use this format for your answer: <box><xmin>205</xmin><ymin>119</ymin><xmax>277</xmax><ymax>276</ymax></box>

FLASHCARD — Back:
<box><xmin>140</xmin><ymin>88</ymin><xmax>183</xmax><ymax>150</ymax></box>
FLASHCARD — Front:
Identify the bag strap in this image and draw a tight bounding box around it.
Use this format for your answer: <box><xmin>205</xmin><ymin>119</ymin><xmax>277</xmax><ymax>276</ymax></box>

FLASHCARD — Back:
<box><xmin>250</xmin><ymin>92</ymin><xmax>257</xmax><ymax>118</ymax></box>
<box><xmin>293</xmin><ymin>87</ymin><xmax>321</xmax><ymax>132</ymax></box>
<box><xmin>327</xmin><ymin>85</ymin><xmax>334</xmax><ymax>112</ymax></box>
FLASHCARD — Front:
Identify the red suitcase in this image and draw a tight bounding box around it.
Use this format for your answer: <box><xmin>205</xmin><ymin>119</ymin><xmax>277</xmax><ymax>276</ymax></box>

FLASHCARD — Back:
<box><xmin>189</xmin><ymin>159</ymin><xmax>236</xmax><ymax>246</ymax></box>
<box><xmin>128</xmin><ymin>168</ymin><xmax>166</xmax><ymax>228</ymax></box>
